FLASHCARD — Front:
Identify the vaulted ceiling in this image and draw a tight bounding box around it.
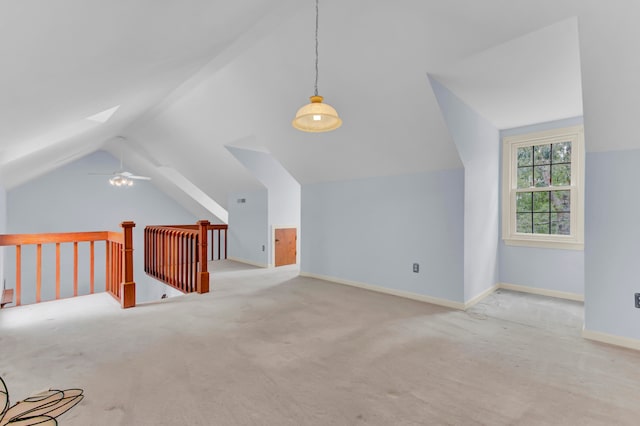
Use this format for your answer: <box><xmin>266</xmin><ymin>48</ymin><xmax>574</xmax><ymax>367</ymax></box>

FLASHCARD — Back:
<box><xmin>1</xmin><ymin>0</ymin><xmax>639</xmax><ymax>217</ymax></box>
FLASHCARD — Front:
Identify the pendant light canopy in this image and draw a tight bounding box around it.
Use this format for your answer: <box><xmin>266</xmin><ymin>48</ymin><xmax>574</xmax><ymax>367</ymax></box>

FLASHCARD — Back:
<box><xmin>292</xmin><ymin>0</ymin><xmax>342</xmax><ymax>133</ymax></box>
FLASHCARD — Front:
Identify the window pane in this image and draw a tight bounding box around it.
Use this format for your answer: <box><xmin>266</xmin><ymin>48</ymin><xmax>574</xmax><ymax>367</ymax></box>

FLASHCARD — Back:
<box><xmin>518</xmin><ymin>146</ymin><xmax>533</xmax><ymax>167</ymax></box>
<box><xmin>533</xmin><ymin>213</ymin><xmax>550</xmax><ymax>234</ymax></box>
<box><xmin>517</xmin><ymin>213</ymin><xmax>532</xmax><ymax>233</ymax></box>
<box><xmin>550</xmin><ymin>191</ymin><xmax>570</xmax><ymax>212</ymax></box>
<box><xmin>517</xmin><ymin>167</ymin><xmax>533</xmax><ymax>188</ymax></box>
<box><xmin>516</xmin><ymin>192</ymin><xmax>532</xmax><ymax>212</ymax></box>
<box><xmin>551</xmin><ymin>164</ymin><xmax>571</xmax><ymax>186</ymax></box>
<box><xmin>552</xmin><ymin>142</ymin><xmax>571</xmax><ymax>164</ymax></box>
<box><xmin>533</xmin><ymin>191</ymin><xmax>549</xmax><ymax>212</ymax></box>
<box><xmin>534</xmin><ymin>165</ymin><xmax>550</xmax><ymax>187</ymax></box>
<box><xmin>551</xmin><ymin>213</ymin><xmax>571</xmax><ymax>235</ymax></box>
<box><xmin>534</xmin><ymin>144</ymin><xmax>551</xmax><ymax>165</ymax></box>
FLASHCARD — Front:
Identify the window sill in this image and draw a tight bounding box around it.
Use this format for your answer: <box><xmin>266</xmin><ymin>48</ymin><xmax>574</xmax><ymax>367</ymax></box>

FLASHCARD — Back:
<box><xmin>503</xmin><ymin>237</ymin><xmax>583</xmax><ymax>251</ymax></box>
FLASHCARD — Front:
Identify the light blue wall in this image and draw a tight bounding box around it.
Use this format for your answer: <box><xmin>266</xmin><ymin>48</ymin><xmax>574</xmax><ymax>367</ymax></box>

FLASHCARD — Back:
<box><xmin>301</xmin><ymin>170</ymin><xmax>465</xmax><ymax>302</ymax></box>
<box><xmin>5</xmin><ymin>151</ymin><xmax>198</xmax><ymax>305</ymax></box>
<box><xmin>429</xmin><ymin>76</ymin><xmax>500</xmax><ymax>301</ymax></box>
<box><xmin>226</xmin><ymin>145</ymin><xmax>301</xmax><ymax>265</ymax></box>
<box><xmin>585</xmin><ymin>149</ymin><xmax>640</xmax><ymax>339</ymax></box>
<box><xmin>499</xmin><ymin>117</ymin><xmax>585</xmax><ymax>295</ymax></box>
<box><xmin>227</xmin><ymin>189</ymin><xmax>269</xmax><ymax>267</ymax></box>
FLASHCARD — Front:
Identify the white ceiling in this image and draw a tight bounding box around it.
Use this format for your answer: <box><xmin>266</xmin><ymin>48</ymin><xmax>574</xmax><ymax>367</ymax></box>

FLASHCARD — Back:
<box><xmin>432</xmin><ymin>17</ymin><xmax>583</xmax><ymax>130</ymax></box>
<box><xmin>2</xmin><ymin>0</ymin><xmax>640</xmax><ymax>213</ymax></box>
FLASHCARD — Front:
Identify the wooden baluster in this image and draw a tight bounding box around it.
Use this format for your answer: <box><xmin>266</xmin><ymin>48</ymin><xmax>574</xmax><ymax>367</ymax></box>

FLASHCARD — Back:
<box><xmin>192</xmin><ymin>234</ymin><xmax>196</xmax><ymax>292</ymax></box>
<box><xmin>224</xmin><ymin>227</ymin><xmax>228</xmax><ymax>259</ymax></box>
<box><xmin>73</xmin><ymin>242</ymin><xmax>79</xmax><ymax>297</ymax></box>
<box><xmin>144</xmin><ymin>228</ymin><xmax>148</xmax><ymax>274</ymax></box>
<box><xmin>120</xmin><ymin>221</ymin><xmax>136</xmax><ymax>308</ymax></box>
<box><xmin>110</xmin><ymin>242</ymin><xmax>114</xmax><ymax>295</ymax></box>
<box><xmin>148</xmin><ymin>228</ymin><xmax>152</xmax><ymax>275</ymax></box>
<box><xmin>119</xmin><ymin>244</ymin><xmax>123</xmax><ymax>297</ymax></box>
<box><xmin>156</xmin><ymin>230</ymin><xmax>160</xmax><ymax>280</ymax></box>
<box><xmin>90</xmin><ymin>241</ymin><xmax>95</xmax><ymax>294</ymax></box>
<box><xmin>197</xmin><ymin>220</ymin><xmax>210</xmax><ymax>293</ymax></box>
<box><xmin>210</xmin><ymin>228</ymin><xmax>214</xmax><ymax>260</ymax></box>
<box><xmin>178</xmin><ymin>232</ymin><xmax>183</xmax><ymax>290</ymax></box>
<box><xmin>149</xmin><ymin>229</ymin><xmax>153</xmax><ymax>277</ymax></box>
<box><xmin>36</xmin><ymin>243</ymin><xmax>42</xmax><ymax>303</ymax></box>
<box><xmin>156</xmin><ymin>228</ymin><xmax>160</xmax><ymax>279</ymax></box>
<box><xmin>162</xmin><ymin>229</ymin><xmax>167</xmax><ymax>281</ymax></box>
<box><xmin>16</xmin><ymin>245</ymin><xmax>21</xmax><ymax>306</ymax></box>
<box><xmin>166</xmin><ymin>229</ymin><xmax>170</xmax><ymax>282</ymax></box>
<box><xmin>56</xmin><ymin>243</ymin><xmax>61</xmax><ymax>299</ymax></box>
<box><xmin>106</xmin><ymin>241</ymin><xmax>110</xmax><ymax>294</ymax></box>
<box><xmin>153</xmin><ymin>229</ymin><xmax>157</xmax><ymax>279</ymax></box>
<box><xmin>166</xmin><ymin>230</ymin><xmax>171</xmax><ymax>284</ymax></box>
<box><xmin>184</xmin><ymin>234</ymin><xmax>188</xmax><ymax>291</ymax></box>
<box><xmin>188</xmin><ymin>235</ymin><xmax>193</xmax><ymax>292</ymax></box>
<box><xmin>172</xmin><ymin>230</ymin><xmax>177</xmax><ymax>285</ymax></box>
<box><xmin>217</xmin><ymin>228</ymin><xmax>221</xmax><ymax>261</ymax></box>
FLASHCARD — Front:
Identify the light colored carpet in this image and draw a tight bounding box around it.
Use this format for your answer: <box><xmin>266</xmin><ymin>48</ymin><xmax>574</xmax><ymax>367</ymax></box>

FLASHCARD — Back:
<box><xmin>1</xmin><ymin>261</ymin><xmax>639</xmax><ymax>425</ymax></box>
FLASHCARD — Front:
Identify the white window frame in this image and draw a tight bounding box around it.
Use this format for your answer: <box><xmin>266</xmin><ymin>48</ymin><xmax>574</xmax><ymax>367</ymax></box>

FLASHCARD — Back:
<box><xmin>502</xmin><ymin>125</ymin><xmax>584</xmax><ymax>250</ymax></box>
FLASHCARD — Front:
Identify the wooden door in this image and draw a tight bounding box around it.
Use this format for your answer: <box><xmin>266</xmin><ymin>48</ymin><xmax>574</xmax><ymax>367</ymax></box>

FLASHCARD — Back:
<box><xmin>275</xmin><ymin>228</ymin><xmax>297</xmax><ymax>267</ymax></box>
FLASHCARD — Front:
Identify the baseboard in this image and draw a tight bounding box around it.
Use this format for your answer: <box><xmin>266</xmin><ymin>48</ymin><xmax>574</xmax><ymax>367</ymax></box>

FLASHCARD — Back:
<box><xmin>464</xmin><ymin>284</ymin><xmax>499</xmax><ymax>310</ymax></box>
<box><xmin>582</xmin><ymin>327</ymin><xmax>640</xmax><ymax>351</ymax></box>
<box><xmin>227</xmin><ymin>256</ymin><xmax>270</xmax><ymax>268</ymax></box>
<box><xmin>299</xmin><ymin>272</ymin><xmax>466</xmax><ymax>310</ymax></box>
<box><xmin>498</xmin><ymin>282</ymin><xmax>584</xmax><ymax>302</ymax></box>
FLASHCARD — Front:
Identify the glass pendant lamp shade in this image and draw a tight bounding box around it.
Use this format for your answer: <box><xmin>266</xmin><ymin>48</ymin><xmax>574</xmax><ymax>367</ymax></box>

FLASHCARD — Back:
<box><xmin>292</xmin><ymin>95</ymin><xmax>342</xmax><ymax>132</ymax></box>
<box><xmin>292</xmin><ymin>0</ymin><xmax>342</xmax><ymax>133</ymax></box>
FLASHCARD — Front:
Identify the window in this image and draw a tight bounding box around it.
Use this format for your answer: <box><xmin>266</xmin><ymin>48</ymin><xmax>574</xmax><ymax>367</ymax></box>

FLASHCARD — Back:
<box><xmin>502</xmin><ymin>125</ymin><xmax>584</xmax><ymax>250</ymax></box>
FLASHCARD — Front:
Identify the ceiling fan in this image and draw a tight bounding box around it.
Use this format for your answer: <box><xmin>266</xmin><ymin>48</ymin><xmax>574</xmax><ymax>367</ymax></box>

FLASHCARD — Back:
<box><xmin>90</xmin><ymin>139</ymin><xmax>151</xmax><ymax>186</ymax></box>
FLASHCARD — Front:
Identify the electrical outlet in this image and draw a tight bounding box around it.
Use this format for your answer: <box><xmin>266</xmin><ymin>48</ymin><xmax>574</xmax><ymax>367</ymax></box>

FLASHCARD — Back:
<box><xmin>413</xmin><ymin>263</ymin><xmax>419</xmax><ymax>273</ymax></box>
<box><xmin>635</xmin><ymin>293</ymin><xmax>640</xmax><ymax>308</ymax></box>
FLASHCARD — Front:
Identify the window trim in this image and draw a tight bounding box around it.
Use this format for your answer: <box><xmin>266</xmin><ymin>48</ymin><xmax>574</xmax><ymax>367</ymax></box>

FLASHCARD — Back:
<box><xmin>502</xmin><ymin>125</ymin><xmax>584</xmax><ymax>250</ymax></box>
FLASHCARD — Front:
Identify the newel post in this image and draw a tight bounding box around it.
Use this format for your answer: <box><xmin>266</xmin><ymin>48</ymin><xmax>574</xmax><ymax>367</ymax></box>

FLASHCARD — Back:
<box><xmin>121</xmin><ymin>221</ymin><xmax>136</xmax><ymax>308</ymax></box>
<box><xmin>197</xmin><ymin>220</ymin><xmax>210</xmax><ymax>294</ymax></box>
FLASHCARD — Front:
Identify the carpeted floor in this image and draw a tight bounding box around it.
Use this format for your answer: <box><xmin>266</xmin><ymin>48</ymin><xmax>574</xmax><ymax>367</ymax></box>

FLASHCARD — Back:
<box><xmin>1</xmin><ymin>261</ymin><xmax>639</xmax><ymax>425</ymax></box>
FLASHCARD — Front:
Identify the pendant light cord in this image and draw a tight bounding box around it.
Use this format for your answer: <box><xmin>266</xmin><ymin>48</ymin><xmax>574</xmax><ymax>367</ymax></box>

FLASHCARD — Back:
<box><xmin>314</xmin><ymin>0</ymin><xmax>319</xmax><ymax>97</ymax></box>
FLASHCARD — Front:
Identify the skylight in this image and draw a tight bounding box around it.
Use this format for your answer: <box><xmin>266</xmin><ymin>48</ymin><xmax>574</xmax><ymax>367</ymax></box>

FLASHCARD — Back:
<box><xmin>86</xmin><ymin>105</ymin><xmax>120</xmax><ymax>123</ymax></box>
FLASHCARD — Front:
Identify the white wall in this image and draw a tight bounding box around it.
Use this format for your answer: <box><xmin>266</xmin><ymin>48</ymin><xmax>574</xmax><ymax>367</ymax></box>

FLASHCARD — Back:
<box><xmin>5</xmin><ymin>151</ymin><xmax>198</xmax><ymax>305</ymax></box>
<box><xmin>430</xmin><ymin>77</ymin><xmax>500</xmax><ymax>302</ymax></box>
<box><xmin>584</xmin><ymin>149</ymin><xmax>640</xmax><ymax>340</ymax></box>
<box><xmin>227</xmin><ymin>189</ymin><xmax>269</xmax><ymax>267</ymax></box>
<box><xmin>499</xmin><ymin>117</ymin><xmax>585</xmax><ymax>296</ymax></box>
<box><xmin>301</xmin><ymin>170</ymin><xmax>465</xmax><ymax>303</ymax></box>
<box><xmin>226</xmin><ymin>145</ymin><xmax>300</xmax><ymax>266</ymax></box>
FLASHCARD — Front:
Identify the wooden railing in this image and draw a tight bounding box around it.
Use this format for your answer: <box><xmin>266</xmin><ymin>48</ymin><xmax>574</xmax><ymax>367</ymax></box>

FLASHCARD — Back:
<box><xmin>0</xmin><ymin>222</ymin><xmax>136</xmax><ymax>309</ymax></box>
<box><xmin>144</xmin><ymin>221</ymin><xmax>227</xmax><ymax>294</ymax></box>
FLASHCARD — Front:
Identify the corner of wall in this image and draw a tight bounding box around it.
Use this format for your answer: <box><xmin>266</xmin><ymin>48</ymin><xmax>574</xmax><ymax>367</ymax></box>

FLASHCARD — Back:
<box><xmin>430</xmin><ymin>75</ymin><xmax>500</xmax><ymax>302</ymax></box>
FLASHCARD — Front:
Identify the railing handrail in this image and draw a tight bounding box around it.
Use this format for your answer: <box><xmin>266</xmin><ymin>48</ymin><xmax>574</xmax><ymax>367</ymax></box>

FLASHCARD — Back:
<box><xmin>0</xmin><ymin>222</ymin><xmax>135</xmax><ymax>309</ymax></box>
<box><xmin>150</xmin><ymin>224</ymin><xmax>228</xmax><ymax>231</ymax></box>
<box><xmin>144</xmin><ymin>220</ymin><xmax>227</xmax><ymax>295</ymax></box>
<box><xmin>0</xmin><ymin>231</ymin><xmax>112</xmax><ymax>246</ymax></box>
<box><xmin>107</xmin><ymin>231</ymin><xmax>124</xmax><ymax>244</ymax></box>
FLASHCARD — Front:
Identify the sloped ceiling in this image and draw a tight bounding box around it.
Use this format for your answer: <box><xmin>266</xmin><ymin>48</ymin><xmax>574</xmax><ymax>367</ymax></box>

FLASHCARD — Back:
<box><xmin>2</xmin><ymin>0</ymin><xmax>640</xmax><ymax>209</ymax></box>
<box><xmin>431</xmin><ymin>17</ymin><xmax>583</xmax><ymax>130</ymax></box>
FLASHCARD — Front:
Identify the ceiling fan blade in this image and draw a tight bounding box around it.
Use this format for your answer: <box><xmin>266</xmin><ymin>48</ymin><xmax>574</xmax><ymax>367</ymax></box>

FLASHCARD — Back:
<box><xmin>88</xmin><ymin>172</ymin><xmax>117</xmax><ymax>176</ymax></box>
<box><xmin>128</xmin><ymin>175</ymin><xmax>151</xmax><ymax>180</ymax></box>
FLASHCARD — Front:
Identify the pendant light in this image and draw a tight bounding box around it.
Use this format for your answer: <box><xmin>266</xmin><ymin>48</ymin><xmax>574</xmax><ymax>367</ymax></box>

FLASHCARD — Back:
<box><xmin>292</xmin><ymin>0</ymin><xmax>342</xmax><ymax>132</ymax></box>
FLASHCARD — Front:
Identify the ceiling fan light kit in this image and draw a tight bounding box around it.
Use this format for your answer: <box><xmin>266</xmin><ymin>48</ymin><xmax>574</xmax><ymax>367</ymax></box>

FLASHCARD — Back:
<box><xmin>89</xmin><ymin>137</ymin><xmax>151</xmax><ymax>187</ymax></box>
<box><xmin>292</xmin><ymin>0</ymin><xmax>342</xmax><ymax>133</ymax></box>
<box><xmin>109</xmin><ymin>175</ymin><xmax>134</xmax><ymax>187</ymax></box>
